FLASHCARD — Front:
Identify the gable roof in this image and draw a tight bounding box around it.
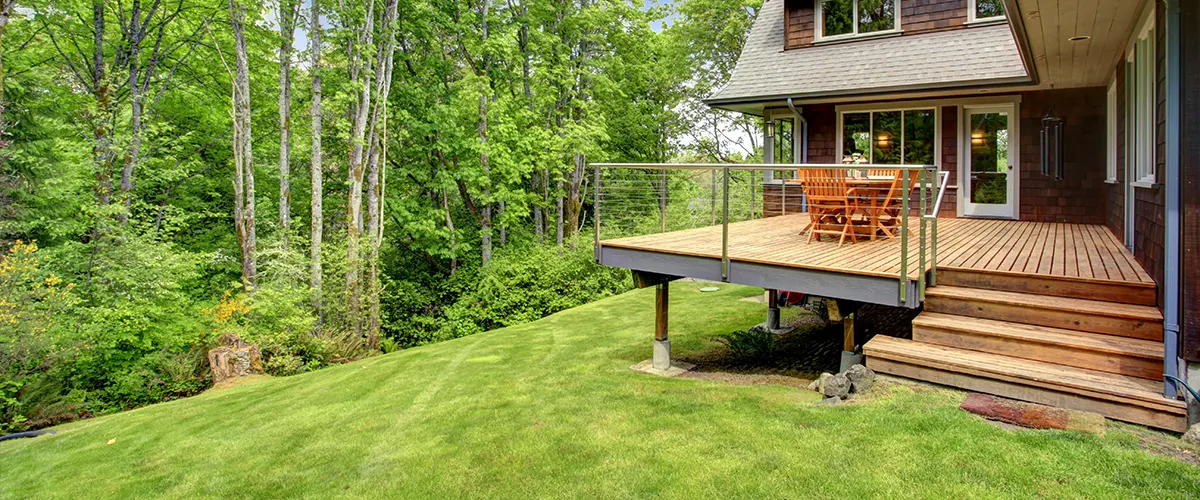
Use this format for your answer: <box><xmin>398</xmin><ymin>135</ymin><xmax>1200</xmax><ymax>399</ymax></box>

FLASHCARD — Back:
<box><xmin>705</xmin><ymin>0</ymin><xmax>1031</xmax><ymax>107</ymax></box>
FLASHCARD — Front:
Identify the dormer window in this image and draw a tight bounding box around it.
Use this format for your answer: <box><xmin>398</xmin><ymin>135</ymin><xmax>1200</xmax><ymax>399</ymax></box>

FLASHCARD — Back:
<box><xmin>815</xmin><ymin>0</ymin><xmax>899</xmax><ymax>42</ymax></box>
<box><xmin>968</xmin><ymin>0</ymin><xmax>1006</xmax><ymax>23</ymax></box>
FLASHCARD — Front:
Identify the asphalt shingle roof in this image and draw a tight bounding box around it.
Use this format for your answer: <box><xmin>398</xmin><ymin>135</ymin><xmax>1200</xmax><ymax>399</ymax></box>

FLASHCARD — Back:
<box><xmin>706</xmin><ymin>0</ymin><xmax>1030</xmax><ymax>104</ymax></box>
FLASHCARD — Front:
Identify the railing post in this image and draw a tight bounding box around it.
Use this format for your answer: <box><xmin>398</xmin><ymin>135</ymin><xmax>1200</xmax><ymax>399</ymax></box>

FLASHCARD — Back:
<box><xmin>919</xmin><ymin>168</ymin><xmax>927</xmax><ymax>301</ymax></box>
<box><xmin>722</xmin><ymin>166</ymin><xmax>730</xmax><ymax>282</ymax></box>
<box><xmin>900</xmin><ymin>169</ymin><xmax>910</xmax><ymax>304</ymax></box>
<box><xmin>930</xmin><ymin>217</ymin><xmax>939</xmax><ymax>287</ymax></box>
<box><xmin>593</xmin><ymin>163</ymin><xmax>601</xmax><ymax>263</ymax></box>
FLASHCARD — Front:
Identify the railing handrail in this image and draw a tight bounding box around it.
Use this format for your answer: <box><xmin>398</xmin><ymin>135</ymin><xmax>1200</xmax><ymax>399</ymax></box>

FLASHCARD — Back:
<box><xmin>926</xmin><ymin>170</ymin><xmax>952</xmax><ymax>218</ymax></box>
<box><xmin>593</xmin><ymin>162</ymin><xmax>937</xmax><ymax>171</ymax></box>
<box><xmin>593</xmin><ymin>161</ymin><xmax>945</xmax><ymax>307</ymax></box>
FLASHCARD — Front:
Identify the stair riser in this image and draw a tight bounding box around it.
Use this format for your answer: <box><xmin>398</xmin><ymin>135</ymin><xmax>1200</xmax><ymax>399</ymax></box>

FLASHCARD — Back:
<box><xmin>925</xmin><ymin>297</ymin><xmax>1163</xmax><ymax>341</ymax></box>
<box><xmin>937</xmin><ymin>269</ymin><xmax>1157</xmax><ymax>307</ymax></box>
<box><xmin>866</xmin><ymin>355</ymin><xmax>1187</xmax><ymax>432</ymax></box>
<box><xmin>912</xmin><ymin>325</ymin><xmax>1162</xmax><ymax>380</ymax></box>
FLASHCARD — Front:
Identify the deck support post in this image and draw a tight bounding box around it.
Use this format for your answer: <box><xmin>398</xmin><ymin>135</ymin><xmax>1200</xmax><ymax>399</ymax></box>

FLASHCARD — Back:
<box><xmin>839</xmin><ymin>313</ymin><xmax>863</xmax><ymax>372</ymax></box>
<box><xmin>767</xmin><ymin>289</ymin><xmax>780</xmax><ymax>330</ymax></box>
<box><xmin>653</xmin><ymin>283</ymin><xmax>670</xmax><ymax>370</ymax></box>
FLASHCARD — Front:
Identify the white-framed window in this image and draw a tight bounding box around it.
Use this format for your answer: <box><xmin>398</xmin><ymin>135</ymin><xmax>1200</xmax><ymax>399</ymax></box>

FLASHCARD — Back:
<box><xmin>967</xmin><ymin>0</ymin><xmax>1006</xmax><ymax>23</ymax></box>
<box><xmin>1106</xmin><ymin>78</ymin><xmax>1118</xmax><ymax>182</ymax></box>
<box><xmin>1126</xmin><ymin>12</ymin><xmax>1156</xmax><ymax>186</ymax></box>
<box><xmin>815</xmin><ymin>0</ymin><xmax>900</xmax><ymax>42</ymax></box>
<box><xmin>837</xmin><ymin>107</ymin><xmax>937</xmax><ymax>165</ymax></box>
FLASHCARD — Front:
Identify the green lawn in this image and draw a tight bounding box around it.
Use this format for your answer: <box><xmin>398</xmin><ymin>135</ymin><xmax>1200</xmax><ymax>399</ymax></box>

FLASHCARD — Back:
<box><xmin>2</xmin><ymin>283</ymin><xmax>1197</xmax><ymax>498</ymax></box>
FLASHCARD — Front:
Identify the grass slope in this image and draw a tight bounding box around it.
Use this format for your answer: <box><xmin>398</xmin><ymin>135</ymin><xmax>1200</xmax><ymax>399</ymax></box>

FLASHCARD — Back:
<box><xmin>2</xmin><ymin>284</ymin><xmax>1198</xmax><ymax>498</ymax></box>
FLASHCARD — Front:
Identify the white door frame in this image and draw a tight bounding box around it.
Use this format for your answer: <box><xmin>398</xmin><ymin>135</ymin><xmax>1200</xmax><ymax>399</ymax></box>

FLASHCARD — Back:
<box><xmin>959</xmin><ymin>102</ymin><xmax>1020</xmax><ymax>219</ymax></box>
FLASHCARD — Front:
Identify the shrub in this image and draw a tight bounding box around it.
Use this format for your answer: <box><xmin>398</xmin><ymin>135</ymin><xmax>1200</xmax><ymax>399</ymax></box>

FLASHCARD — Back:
<box><xmin>717</xmin><ymin>327</ymin><xmax>776</xmax><ymax>360</ymax></box>
<box><xmin>432</xmin><ymin>242</ymin><xmax>631</xmax><ymax>341</ymax></box>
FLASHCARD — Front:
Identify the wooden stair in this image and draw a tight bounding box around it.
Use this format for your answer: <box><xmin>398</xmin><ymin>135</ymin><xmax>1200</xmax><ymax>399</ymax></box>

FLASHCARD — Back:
<box><xmin>912</xmin><ymin>312</ymin><xmax>1163</xmax><ymax>380</ymax></box>
<box><xmin>866</xmin><ymin>337</ymin><xmax>1187</xmax><ymax>432</ymax></box>
<box><xmin>864</xmin><ymin>269</ymin><xmax>1186</xmax><ymax>432</ymax></box>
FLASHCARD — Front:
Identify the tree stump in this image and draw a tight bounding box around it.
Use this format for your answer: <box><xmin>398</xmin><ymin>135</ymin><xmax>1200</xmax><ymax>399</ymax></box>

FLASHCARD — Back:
<box><xmin>208</xmin><ymin>333</ymin><xmax>264</xmax><ymax>384</ymax></box>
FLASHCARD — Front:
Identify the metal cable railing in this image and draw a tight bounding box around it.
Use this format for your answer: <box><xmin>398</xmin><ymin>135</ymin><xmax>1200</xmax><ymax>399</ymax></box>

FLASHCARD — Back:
<box><xmin>593</xmin><ymin>163</ymin><xmax>946</xmax><ymax>305</ymax></box>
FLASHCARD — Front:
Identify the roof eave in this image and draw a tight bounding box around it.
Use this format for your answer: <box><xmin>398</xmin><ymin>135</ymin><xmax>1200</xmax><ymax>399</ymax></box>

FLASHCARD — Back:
<box><xmin>703</xmin><ymin>75</ymin><xmax>1036</xmax><ymax>111</ymax></box>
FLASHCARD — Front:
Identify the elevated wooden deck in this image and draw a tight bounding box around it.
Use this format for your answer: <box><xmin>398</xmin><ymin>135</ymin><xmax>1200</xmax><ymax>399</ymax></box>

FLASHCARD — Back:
<box><xmin>600</xmin><ymin>215</ymin><xmax>1181</xmax><ymax>431</ymax></box>
<box><xmin>599</xmin><ymin>214</ymin><xmax>1153</xmax><ymax>288</ymax></box>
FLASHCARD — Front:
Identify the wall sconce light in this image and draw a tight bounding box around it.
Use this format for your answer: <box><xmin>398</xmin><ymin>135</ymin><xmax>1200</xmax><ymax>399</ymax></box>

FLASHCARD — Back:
<box><xmin>970</xmin><ymin>132</ymin><xmax>985</xmax><ymax>146</ymax></box>
<box><xmin>766</xmin><ymin>120</ymin><xmax>775</xmax><ymax>138</ymax></box>
<box><xmin>1040</xmin><ymin>109</ymin><xmax>1064</xmax><ymax>180</ymax></box>
<box><xmin>875</xmin><ymin>133</ymin><xmax>890</xmax><ymax>146</ymax></box>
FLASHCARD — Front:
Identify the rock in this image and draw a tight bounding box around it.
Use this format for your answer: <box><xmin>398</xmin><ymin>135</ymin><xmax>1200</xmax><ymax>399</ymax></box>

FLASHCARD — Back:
<box><xmin>1184</xmin><ymin>424</ymin><xmax>1200</xmax><ymax>446</ymax></box>
<box><xmin>845</xmin><ymin>364</ymin><xmax>875</xmax><ymax>393</ymax></box>
<box><xmin>822</xmin><ymin>373</ymin><xmax>851</xmax><ymax>399</ymax></box>
<box><xmin>807</xmin><ymin>372</ymin><xmax>834</xmax><ymax>393</ymax></box>
<box><xmin>208</xmin><ymin>333</ymin><xmax>264</xmax><ymax>384</ymax></box>
<box><xmin>817</xmin><ymin>396</ymin><xmax>842</xmax><ymax>406</ymax></box>
<box><xmin>960</xmin><ymin>393</ymin><xmax>1106</xmax><ymax>435</ymax></box>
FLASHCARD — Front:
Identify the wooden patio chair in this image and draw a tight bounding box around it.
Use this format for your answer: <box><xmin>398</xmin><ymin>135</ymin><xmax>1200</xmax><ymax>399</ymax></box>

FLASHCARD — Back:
<box><xmin>862</xmin><ymin>169</ymin><xmax>907</xmax><ymax>240</ymax></box>
<box><xmin>798</xmin><ymin>168</ymin><xmax>860</xmax><ymax>246</ymax></box>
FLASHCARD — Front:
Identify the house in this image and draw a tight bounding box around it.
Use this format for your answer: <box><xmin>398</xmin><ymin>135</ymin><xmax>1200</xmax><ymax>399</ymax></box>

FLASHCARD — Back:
<box><xmin>593</xmin><ymin>0</ymin><xmax>1199</xmax><ymax>432</ymax></box>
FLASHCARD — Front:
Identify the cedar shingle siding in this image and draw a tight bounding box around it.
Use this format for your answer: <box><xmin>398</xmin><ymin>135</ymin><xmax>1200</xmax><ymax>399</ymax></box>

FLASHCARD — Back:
<box><xmin>785</xmin><ymin>0</ymin><xmax>969</xmax><ymax>50</ymax></box>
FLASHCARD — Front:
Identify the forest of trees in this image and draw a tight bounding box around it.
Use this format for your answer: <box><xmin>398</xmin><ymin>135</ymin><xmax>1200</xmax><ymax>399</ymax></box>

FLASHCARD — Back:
<box><xmin>0</xmin><ymin>0</ymin><xmax>763</xmax><ymax>432</ymax></box>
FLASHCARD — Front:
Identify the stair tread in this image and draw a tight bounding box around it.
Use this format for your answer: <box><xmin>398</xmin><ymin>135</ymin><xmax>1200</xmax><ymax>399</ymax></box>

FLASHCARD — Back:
<box><xmin>913</xmin><ymin>312</ymin><xmax>1163</xmax><ymax>360</ymax></box>
<box><xmin>865</xmin><ymin>336</ymin><xmax>1185</xmax><ymax>413</ymax></box>
<box><xmin>925</xmin><ymin>286</ymin><xmax>1163</xmax><ymax>321</ymax></box>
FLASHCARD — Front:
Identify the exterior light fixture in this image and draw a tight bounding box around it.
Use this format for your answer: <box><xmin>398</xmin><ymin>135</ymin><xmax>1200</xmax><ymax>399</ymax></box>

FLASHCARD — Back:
<box><xmin>971</xmin><ymin>132</ymin><xmax>985</xmax><ymax>146</ymax></box>
<box><xmin>1068</xmin><ymin>35</ymin><xmax>1091</xmax><ymax>42</ymax></box>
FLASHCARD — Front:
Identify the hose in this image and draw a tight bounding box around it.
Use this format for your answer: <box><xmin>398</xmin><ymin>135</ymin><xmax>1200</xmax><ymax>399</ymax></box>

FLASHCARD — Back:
<box><xmin>0</xmin><ymin>429</ymin><xmax>57</xmax><ymax>442</ymax></box>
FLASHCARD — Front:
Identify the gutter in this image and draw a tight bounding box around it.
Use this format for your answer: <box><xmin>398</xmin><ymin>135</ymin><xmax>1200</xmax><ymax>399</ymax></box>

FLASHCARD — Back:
<box><xmin>1163</xmin><ymin>0</ymin><xmax>1182</xmax><ymax>400</ymax></box>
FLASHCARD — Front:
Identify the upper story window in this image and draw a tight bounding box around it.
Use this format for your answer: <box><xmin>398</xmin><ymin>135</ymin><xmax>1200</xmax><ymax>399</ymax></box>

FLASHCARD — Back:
<box><xmin>968</xmin><ymin>0</ymin><xmax>1006</xmax><ymax>23</ymax></box>
<box><xmin>815</xmin><ymin>0</ymin><xmax>899</xmax><ymax>42</ymax></box>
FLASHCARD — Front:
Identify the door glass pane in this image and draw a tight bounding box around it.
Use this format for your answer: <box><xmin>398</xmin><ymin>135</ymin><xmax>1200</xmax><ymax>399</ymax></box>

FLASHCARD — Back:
<box><xmin>842</xmin><ymin>112</ymin><xmax>871</xmax><ymax>163</ymax></box>
<box><xmin>872</xmin><ymin>111</ymin><xmax>902</xmax><ymax>164</ymax></box>
<box><xmin>858</xmin><ymin>0</ymin><xmax>895</xmax><ymax>33</ymax></box>
<box><xmin>969</xmin><ymin>112</ymin><xmax>1009</xmax><ymax>204</ymax></box>
<box><xmin>903</xmin><ymin>109</ymin><xmax>935</xmax><ymax>165</ymax></box>
<box><xmin>975</xmin><ymin>0</ymin><xmax>1004</xmax><ymax>18</ymax></box>
<box><xmin>822</xmin><ymin>0</ymin><xmax>854</xmax><ymax>37</ymax></box>
<box><xmin>774</xmin><ymin>119</ymin><xmax>794</xmax><ymax>164</ymax></box>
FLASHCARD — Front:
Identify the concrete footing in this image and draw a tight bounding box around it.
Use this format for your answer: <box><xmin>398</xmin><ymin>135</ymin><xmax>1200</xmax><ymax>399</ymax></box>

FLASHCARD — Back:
<box><xmin>653</xmin><ymin>339</ymin><xmax>671</xmax><ymax>370</ymax></box>
<box><xmin>840</xmin><ymin>350</ymin><xmax>865</xmax><ymax>373</ymax></box>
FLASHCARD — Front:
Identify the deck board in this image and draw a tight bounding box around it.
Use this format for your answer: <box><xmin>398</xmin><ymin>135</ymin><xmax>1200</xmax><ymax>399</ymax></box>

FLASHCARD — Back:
<box><xmin>599</xmin><ymin>215</ymin><xmax>1156</xmax><ymax>286</ymax></box>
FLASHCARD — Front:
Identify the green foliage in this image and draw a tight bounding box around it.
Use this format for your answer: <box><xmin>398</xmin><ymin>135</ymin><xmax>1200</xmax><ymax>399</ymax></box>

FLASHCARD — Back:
<box><xmin>716</xmin><ymin>326</ymin><xmax>776</xmax><ymax>360</ymax></box>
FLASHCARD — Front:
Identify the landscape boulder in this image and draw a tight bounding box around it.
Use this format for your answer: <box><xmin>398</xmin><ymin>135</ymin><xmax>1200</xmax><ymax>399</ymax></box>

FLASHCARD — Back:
<box><xmin>1184</xmin><ymin>424</ymin><xmax>1200</xmax><ymax>447</ymax></box>
<box><xmin>807</xmin><ymin>373</ymin><xmax>834</xmax><ymax>393</ymax></box>
<box><xmin>208</xmin><ymin>333</ymin><xmax>263</xmax><ymax>384</ymax></box>
<box><xmin>821</xmin><ymin>373</ymin><xmax>851</xmax><ymax>399</ymax></box>
<box><xmin>845</xmin><ymin>364</ymin><xmax>875</xmax><ymax>393</ymax></box>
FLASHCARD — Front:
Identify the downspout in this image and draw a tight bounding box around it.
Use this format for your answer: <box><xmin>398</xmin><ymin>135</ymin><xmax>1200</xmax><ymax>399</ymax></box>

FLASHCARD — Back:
<box><xmin>787</xmin><ymin>97</ymin><xmax>809</xmax><ymax>163</ymax></box>
<box><xmin>788</xmin><ymin>98</ymin><xmax>809</xmax><ymax>213</ymax></box>
<box><xmin>1163</xmin><ymin>0</ymin><xmax>1181</xmax><ymax>400</ymax></box>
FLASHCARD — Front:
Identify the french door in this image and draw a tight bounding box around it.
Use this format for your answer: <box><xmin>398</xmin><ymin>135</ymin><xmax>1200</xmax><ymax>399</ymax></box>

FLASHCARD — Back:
<box><xmin>961</xmin><ymin>104</ymin><xmax>1018</xmax><ymax>219</ymax></box>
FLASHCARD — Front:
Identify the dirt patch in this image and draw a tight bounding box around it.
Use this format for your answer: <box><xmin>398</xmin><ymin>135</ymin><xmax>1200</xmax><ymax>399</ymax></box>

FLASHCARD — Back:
<box><xmin>679</xmin><ymin>370</ymin><xmax>810</xmax><ymax>388</ymax></box>
<box><xmin>1120</xmin><ymin>423</ymin><xmax>1200</xmax><ymax>467</ymax></box>
<box><xmin>206</xmin><ymin>374</ymin><xmax>270</xmax><ymax>392</ymax></box>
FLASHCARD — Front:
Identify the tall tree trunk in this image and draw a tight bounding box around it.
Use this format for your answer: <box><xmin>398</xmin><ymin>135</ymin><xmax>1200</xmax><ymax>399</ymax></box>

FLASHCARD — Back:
<box><xmin>0</xmin><ymin>0</ymin><xmax>12</xmax><ymax>152</ymax></box>
<box><xmin>278</xmin><ymin>0</ymin><xmax>297</xmax><ymax>241</ymax></box>
<box><xmin>443</xmin><ymin>188</ymin><xmax>457</xmax><ymax>271</ymax></box>
<box><xmin>230</xmin><ymin>0</ymin><xmax>257</xmax><ymax>293</ymax></box>
<box><xmin>365</xmin><ymin>0</ymin><xmax>398</xmax><ymax>347</ymax></box>
<box><xmin>309</xmin><ymin>0</ymin><xmax>324</xmax><ymax>323</ymax></box>
<box><xmin>555</xmin><ymin>179</ymin><xmax>563</xmax><ymax>247</ymax></box>
<box><xmin>477</xmin><ymin>0</ymin><xmax>492</xmax><ymax>266</ymax></box>
<box><xmin>345</xmin><ymin>0</ymin><xmax>376</xmax><ymax>333</ymax></box>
